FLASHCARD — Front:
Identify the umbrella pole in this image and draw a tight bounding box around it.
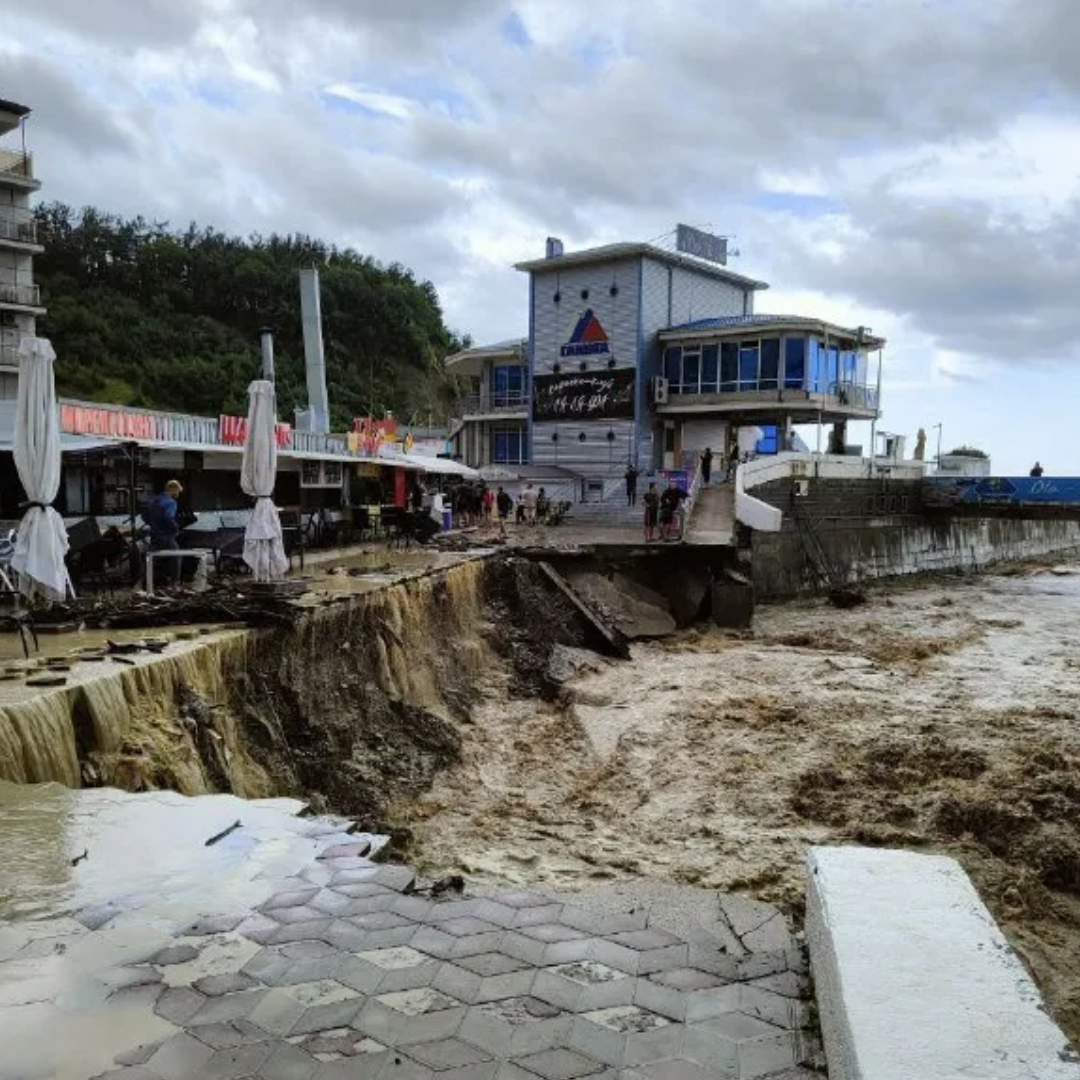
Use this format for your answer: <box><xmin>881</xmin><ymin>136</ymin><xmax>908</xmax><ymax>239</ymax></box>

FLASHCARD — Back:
<box><xmin>127</xmin><ymin>442</ymin><xmax>139</xmax><ymax>583</ymax></box>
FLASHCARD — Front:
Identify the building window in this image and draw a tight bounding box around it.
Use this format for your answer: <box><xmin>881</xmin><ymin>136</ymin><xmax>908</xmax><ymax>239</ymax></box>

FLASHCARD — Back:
<box><xmin>738</xmin><ymin>342</ymin><xmax>759</xmax><ymax>390</ymax></box>
<box><xmin>760</xmin><ymin>339</ymin><xmax>780</xmax><ymax>390</ymax></box>
<box><xmin>492</xmin><ymin>426</ymin><xmax>527</xmax><ymax>464</ymax></box>
<box><xmin>720</xmin><ymin>342</ymin><xmax>739</xmax><ymax>391</ymax></box>
<box><xmin>701</xmin><ymin>344</ymin><xmax>719</xmax><ymax>392</ymax></box>
<box><xmin>807</xmin><ymin>339</ymin><xmax>823</xmax><ymax>392</ymax></box>
<box><xmin>784</xmin><ymin>338</ymin><xmax>806</xmax><ymax>390</ymax></box>
<box><xmin>491</xmin><ymin>365</ymin><xmax>526</xmax><ymax>408</ymax></box>
<box><xmin>682</xmin><ymin>349</ymin><xmax>700</xmax><ymax>393</ymax></box>
<box><xmin>664</xmin><ymin>346</ymin><xmax>682</xmax><ymax>384</ymax></box>
<box><xmin>827</xmin><ymin>345</ymin><xmax>839</xmax><ymax>392</ymax></box>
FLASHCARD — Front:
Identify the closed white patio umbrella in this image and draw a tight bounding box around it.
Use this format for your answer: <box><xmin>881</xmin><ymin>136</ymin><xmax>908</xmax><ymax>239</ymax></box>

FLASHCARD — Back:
<box><xmin>240</xmin><ymin>379</ymin><xmax>287</xmax><ymax>582</ymax></box>
<box><xmin>11</xmin><ymin>337</ymin><xmax>73</xmax><ymax>603</ymax></box>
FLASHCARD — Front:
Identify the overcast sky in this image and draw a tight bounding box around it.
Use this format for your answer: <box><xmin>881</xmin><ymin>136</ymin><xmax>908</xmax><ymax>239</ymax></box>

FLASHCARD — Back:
<box><xmin>5</xmin><ymin>0</ymin><xmax>1080</xmax><ymax>473</ymax></box>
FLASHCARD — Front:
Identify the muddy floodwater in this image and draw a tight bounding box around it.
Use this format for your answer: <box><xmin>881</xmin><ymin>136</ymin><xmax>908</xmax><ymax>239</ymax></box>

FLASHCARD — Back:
<box><xmin>407</xmin><ymin>557</ymin><xmax>1080</xmax><ymax>1043</ymax></box>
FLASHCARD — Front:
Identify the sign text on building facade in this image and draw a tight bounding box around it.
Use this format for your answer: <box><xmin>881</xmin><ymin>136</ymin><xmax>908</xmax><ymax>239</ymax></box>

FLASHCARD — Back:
<box><xmin>533</xmin><ymin>369</ymin><xmax>635</xmax><ymax>422</ymax></box>
<box><xmin>676</xmin><ymin>224</ymin><xmax>728</xmax><ymax>266</ymax></box>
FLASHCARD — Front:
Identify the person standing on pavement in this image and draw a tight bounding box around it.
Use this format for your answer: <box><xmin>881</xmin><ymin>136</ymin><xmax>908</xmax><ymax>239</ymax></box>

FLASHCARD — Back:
<box><xmin>701</xmin><ymin>447</ymin><xmax>714</xmax><ymax>487</ymax></box>
<box><xmin>496</xmin><ymin>486</ymin><xmax>513</xmax><ymax>536</ymax></box>
<box><xmin>625</xmin><ymin>463</ymin><xmax>639</xmax><ymax>506</ymax></box>
<box><xmin>659</xmin><ymin>478</ymin><xmax>687</xmax><ymax>541</ymax></box>
<box><xmin>142</xmin><ymin>479</ymin><xmax>183</xmax><ymax>586</ymax></box>
<box><xmin>522</xmin><ymin>482</ymin><xmax>539</xmax><ymax>526</ymax></box>
<box><xmin>643</xmin><ymin>481</ymin><xmax>660</xmax><ymax>542</ymax></box>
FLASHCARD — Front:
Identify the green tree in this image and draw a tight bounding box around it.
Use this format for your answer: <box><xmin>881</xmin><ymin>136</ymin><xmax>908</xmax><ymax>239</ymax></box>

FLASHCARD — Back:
<box><xmin>33</xmin><ymin>203</ymin><xmax>464</xmax><ymax>428</ymax></box>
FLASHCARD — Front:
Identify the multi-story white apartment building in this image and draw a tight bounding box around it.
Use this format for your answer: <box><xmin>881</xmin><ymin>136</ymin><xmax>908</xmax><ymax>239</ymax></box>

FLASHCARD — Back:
<box><xmin>0</xmin><ymin>98</ymin><xmax>44</xmax><ymax>400</ymax></box>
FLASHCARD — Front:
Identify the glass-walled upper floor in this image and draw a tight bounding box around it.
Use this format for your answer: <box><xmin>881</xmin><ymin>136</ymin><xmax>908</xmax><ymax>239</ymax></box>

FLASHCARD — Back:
<box><xmin>490</xmin><ymin>363</ymin><xmax>528</xmax><ymax>408</ymax></box>
<box><xmin>456</xmin><ymin>360</ymin><xmax>530</xmax><ymax>417</ymax></box>
<box><xmin>663</xmin><ymin>335</ymin><xmax>870</xmax><ymax>400</ymax></box>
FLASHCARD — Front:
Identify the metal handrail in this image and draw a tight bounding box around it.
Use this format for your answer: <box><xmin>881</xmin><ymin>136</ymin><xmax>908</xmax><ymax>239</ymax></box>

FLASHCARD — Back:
<box><xmin>455</xmin><ymin>391</ymin><xmax>530</xmax><ymax>415</ymax></box>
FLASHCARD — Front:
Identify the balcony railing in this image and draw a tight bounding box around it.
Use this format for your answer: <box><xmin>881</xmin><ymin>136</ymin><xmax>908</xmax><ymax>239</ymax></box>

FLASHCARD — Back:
<box><xmin>0</xmin><ymin>281</ymin><xmax>41</xmax><ymax>307</ymax></box>
<box><xmin>0</xmin><ymin>148</ymin><xmax>33</xmax><ymax>181</ymax></box>
<box><xmin>455</xmin><ymin>391</ymin><xmax>530</xmax><ymax>416</ymax></box>
<box><xmin>0</xmin><ymin>209</ymin><xmax>36</xmax><ymax>244</ymax></box>
<box><xmin>665</xmin><ymin>381</ymin><xmax>878</xmax><ymax>411</ymax></box>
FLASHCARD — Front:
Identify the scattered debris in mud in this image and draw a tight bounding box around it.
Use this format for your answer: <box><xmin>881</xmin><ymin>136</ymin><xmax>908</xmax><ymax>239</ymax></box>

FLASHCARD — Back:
<box><xmin>404</xmin><ymin>559</ymin><xmax>1080</xmax><ymax>1046</ymax></box>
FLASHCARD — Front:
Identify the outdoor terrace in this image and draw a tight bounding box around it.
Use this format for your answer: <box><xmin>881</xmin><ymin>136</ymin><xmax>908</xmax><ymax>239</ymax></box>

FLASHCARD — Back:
<box><xmin>0</xmin><ymin>147</ymin><xmax>35</xmax><ymax>185</ymax></box>
<box><xmin>455</xmin><ymin>389</ymin><xmax>531</xmax><ymax>418</ymax></box>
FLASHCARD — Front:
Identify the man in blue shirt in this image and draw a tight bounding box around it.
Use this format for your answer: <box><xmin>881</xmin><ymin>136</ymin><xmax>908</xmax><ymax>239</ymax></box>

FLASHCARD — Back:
<box><xmin>143</xmin><ymin>479</ymin><xmax>183</xmax><ymax>585</ymax></box>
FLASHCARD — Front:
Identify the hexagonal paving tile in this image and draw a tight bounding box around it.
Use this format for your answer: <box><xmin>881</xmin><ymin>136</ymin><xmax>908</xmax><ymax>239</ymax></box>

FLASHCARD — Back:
<box><xmin>459</xmin><ymin>996</ymin><xmax>573</xmax><ymax>1058</ymax></box>
<box><xmin>155</xmin><ymin>986</ymin><xmax>208</xmax><ymax>1026</ymax></box>
<box><xmin>405</xmin><ymin>1037</ymin><xmax>493</xmax><ymax>1071</ymax></box>
<box><xmin>160</xmin><ymin>933</ymin><xmax>262</xmax><ymax>988</ymax></box>
<box><xmin>292</xmin><ymin>1027</ymin><xmax>387</xmax><ymax>1062</ymax></box>
<box><xmin>632</xmin><ymin>972</ymin><xmax>740</xmax><ymax>1025</ymax></box>
<box><xmin>244</xmin><ymin>943</ymin><xmax>347</xmax><ymax>988</ymax></box>
<box><xmin>432</xmin><ymin>962</ymin><xmax>536</xmax><ymax>1006</ymax></box>
<box><xmin>269</xmin><ymin>918</ymin><xmax>334</xmax><ymax>946</ymax></box>
<box><xmin>265</xmin><ymin>904</ymin><xmax>329</xmax><ymax>926</ymax></box>
<box><xmin>259</xmin><ymin>1040</ymin><xmax>321</xmax><ymax>1080</ymax></box>
<box><xmin>353</xmin><ymin>987</ymin><xmax>467</xmax><ymax>1047</ymax></box>
<box><xmin>338</xmin><ymin>946</ymin><xmax>440</xmax><ymax>996</ymax></box>
<box><xmin>683</xmin><ymin>1011</ymin><xmax>797</xmax><ymax>1078</ymax></box>
<box><xmin>200</xmin><ymin>1041</ymin><xmax>277</xmax><ymax>1078</ymax></box>
<box><xmin>262</xmin><ymin>888</ymin><xmax>322</xmax><ymax>912</ymax></box>
<box><xmin>193</xmin><ymin>971</ymin><xmax>261</xmax><ymax>997</ymax></box>
<box><xmin>146</xmin><ymin>1031</ymin><xmax>215</xmax><ymax>1078</ymax></box>
<box><xmin>189</xmin><ymin>1018</ymin><xmax>268</xmax><ymax>1049</ymax></box>
<box><xmin>455</xmin><ymin>954</ymin><xmax>532</xmax><ymax>978</ymax></box>
<box><xmin>512</xmin><ymin>1047</ymin><xmax>608</xmax><ymax>1080</ymax></box>
<box><xmin>516</xmin><ymin>925</ymin><xmax>591</xmax><ymax>946</ymax></box>
<box><xmin>435</xmin><ymin>918</ymin><xmax>502</xmax><ymax>939</ymax></box>
<box><xmin>567</xmin><ymin>1005</ymin><xmax>681</xmax><ymax>1068</ymax></box>
<box><xmin>532</xmin><ymin>962</ymin><xmax>633</xmax><ymax>1014</ymax></box>
<box><xmin>187</xmin><ymin>988</ymin><xmax>270</xmax><ymax>1027</ymax></box>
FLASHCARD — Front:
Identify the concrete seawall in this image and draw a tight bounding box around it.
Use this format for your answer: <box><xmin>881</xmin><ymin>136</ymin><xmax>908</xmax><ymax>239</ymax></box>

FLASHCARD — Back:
<box><xmin>748</xmin><ymin>477</ymin><xmax>1080</xmax><ymax>597</ymax></box>
<box><xmin>807</xmin><ymin>846</ymin><xmax>1080</xmax><ymax>1080</ymax></box>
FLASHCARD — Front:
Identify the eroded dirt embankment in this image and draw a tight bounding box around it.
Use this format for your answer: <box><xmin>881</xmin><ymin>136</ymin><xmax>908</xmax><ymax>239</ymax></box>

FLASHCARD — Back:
<box><xmin>224</xmin><ymin>556</ymin><xmax>607</xmax><ymax>830</ymax></box>
<box><xmin>401</xmin><ymin>560</ymin><xmax>1080</xmax><ymax>1047</ymax></box>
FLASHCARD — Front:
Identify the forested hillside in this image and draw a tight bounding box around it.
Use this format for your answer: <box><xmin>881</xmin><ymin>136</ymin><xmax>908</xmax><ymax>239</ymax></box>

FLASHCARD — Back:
<box><xmin>33</xmin><ymin>203</ymin><xmax>467</xmax><ymax>428</ymax></box>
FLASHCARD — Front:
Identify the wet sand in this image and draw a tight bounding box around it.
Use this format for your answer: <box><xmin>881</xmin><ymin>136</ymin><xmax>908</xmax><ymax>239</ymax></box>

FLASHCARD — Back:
<box><xmin>408</xmin><ymin>559</ymin><xmax>1080</xmax><ymax>1044</ymax></box>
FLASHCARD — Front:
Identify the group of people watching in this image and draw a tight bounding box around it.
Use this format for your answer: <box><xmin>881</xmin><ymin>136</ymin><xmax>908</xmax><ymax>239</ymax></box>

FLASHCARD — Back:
<box><xmin>452</xmin><ymin>481</ymin><xmax>556</xmax><ymax>534</ymax></box>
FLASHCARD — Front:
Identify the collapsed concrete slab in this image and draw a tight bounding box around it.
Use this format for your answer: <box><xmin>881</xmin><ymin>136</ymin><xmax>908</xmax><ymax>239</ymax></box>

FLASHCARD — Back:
<box><xmin>806</xmin><ymin>846</ymin><xmax>1080</xmax><ymax>1080</ymax></box>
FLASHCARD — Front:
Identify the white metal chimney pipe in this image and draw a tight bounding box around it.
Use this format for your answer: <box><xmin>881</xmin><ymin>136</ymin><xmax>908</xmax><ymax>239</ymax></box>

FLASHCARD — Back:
<box><xmin>299</xmin><ymin>267</ymin><xmax>330</xmax><ymax>434</ymax></box>
<box><xmin>259</xmin><ymin>326</ymin><xmax>275</xmax><ymax>382</ymax></box>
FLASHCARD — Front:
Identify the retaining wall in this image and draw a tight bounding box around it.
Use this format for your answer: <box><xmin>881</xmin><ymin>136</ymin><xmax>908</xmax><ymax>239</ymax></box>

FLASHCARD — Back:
<box><xmin>749</xmin><ymin>477</ymin><xmax>1080</xmax><ymax>598</ymax></box>
<box><xmin>806</xmin><ymin>846</ymin><xmax>1080</xmax><ymax>1080</ymax></box>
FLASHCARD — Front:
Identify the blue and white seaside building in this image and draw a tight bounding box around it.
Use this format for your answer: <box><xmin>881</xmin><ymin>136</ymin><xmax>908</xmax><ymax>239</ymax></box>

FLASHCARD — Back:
<box><xmin>447</xmin><ymin>232</ymin><xmax>884</xmax><ymax>493</ymax></box>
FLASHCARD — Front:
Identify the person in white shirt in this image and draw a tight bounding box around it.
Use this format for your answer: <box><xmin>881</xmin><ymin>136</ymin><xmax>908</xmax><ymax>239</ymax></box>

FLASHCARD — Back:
<box><xmin>521</xmin><ymin>482</ymin><xmax>539</xmax><ymax>525</ymax></box>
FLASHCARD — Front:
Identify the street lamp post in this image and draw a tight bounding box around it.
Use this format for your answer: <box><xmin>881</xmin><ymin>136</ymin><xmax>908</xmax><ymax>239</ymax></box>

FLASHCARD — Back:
<box><xmin>933</xmin><ymin>423</ymin><xmax>943</xmax><ymax>470</ymax></box>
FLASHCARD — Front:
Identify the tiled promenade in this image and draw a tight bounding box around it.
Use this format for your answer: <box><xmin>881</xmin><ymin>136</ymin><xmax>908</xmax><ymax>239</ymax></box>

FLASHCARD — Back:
<box><xmin>0</xmin><ymin>828</ymin><xmax>816</xmax><ymax>1080</ymax></box>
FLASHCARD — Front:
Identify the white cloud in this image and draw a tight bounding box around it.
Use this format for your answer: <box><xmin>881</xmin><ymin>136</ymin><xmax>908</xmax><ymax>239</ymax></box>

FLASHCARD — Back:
<box><xmin>324</xmin><ymin>84</ymin><xmax>417</xmax><ymax>121</ymax></box>
<box><xmin>6</xmin><ymin>0</ymin><xmax>1080</xmax><ymax>468</ymax></box>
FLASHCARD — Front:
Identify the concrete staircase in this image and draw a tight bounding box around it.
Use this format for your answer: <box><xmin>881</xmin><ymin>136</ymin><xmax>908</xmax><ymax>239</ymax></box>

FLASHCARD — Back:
<box><xmin>686</xmin><ymin>483</ymin><xmax>735</xmax><ymax>545</ymax></box>
<box><xmin>561</xmin><ymin>498</ymin><xmax>644</xmax><ymax>527</ymax></box>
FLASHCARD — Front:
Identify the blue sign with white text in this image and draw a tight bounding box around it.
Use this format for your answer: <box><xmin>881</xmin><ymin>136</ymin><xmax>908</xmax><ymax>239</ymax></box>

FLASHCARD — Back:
<box><xmin>925</xmin><ymin>476</ymin><xmax>1080</xmax><ymax>508</ymax></box>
